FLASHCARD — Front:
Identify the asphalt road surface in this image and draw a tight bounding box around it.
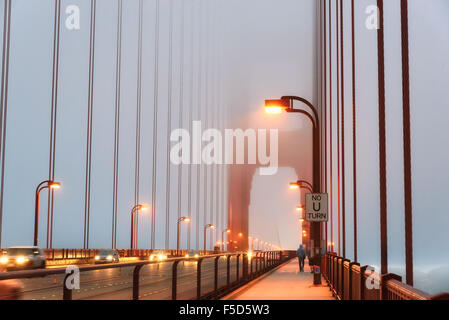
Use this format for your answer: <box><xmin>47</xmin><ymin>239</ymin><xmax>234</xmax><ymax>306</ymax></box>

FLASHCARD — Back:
<box><xmin>10</xmin><ymin>257</ymin><xmax>242</xmax><ymax>300</ymax></box>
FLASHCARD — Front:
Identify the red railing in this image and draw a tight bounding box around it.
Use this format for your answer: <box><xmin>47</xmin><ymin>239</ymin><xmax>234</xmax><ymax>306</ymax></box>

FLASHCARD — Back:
<box><xmin>323</xmin><ymin>252</ymin><xmax>449</xmax><ymax>300</ymax></box>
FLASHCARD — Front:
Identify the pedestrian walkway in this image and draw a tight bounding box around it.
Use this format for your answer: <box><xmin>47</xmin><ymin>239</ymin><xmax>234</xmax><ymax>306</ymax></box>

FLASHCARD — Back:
<box><xmin>223</xmin><ymin>259</ymin><xmax>335</xmax><ymax>300</ymax></box>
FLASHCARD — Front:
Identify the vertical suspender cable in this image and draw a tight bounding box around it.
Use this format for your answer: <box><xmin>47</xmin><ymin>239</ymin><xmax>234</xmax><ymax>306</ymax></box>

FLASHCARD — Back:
<box><xmin>340</xmin><ymin>0</ymin><xmax>346</xmax><ymax>259</ymax></box>
<box><xmin>48</xmin><ymin>0</ymin><xmax>61</xmax><ymax>249</ymax></box>
<box><xmin>177</xmin><ymin>0</ymin><xmax>185</xmax><ymax>248</ymax></box>
<box><xmin>217</xmin><ymin>7</ymin><xmax>224</xmax><ymax>243</ymax></box>
<box><xmin>319</xmin><ymin>0</ymin><xmax>322</xmax><ymax>194</ymax></box>
<box><xmin>187</xmin><ymin>1</ymin><xmax>195</xmax><ymax>250</ymax></box>
<box><xmin>0</xmin><ymin>0</ymin><xmax>12</xmax><ymax>248</ymax></box>
<box><xmin>112</xmin><ymin>0</ymin><xmax>123</xmax><ymax>249</ymax></box>
<box><xmin>328</xmin><ymin>0</ymin><xmax>334</xmax><ymax>252</ymax></box>
<box><xmin>351</xmin><ymin>0</ymin><xmax>358</xmax><ymax>263</ymax></box>
<box><xmin>134</xmin><ymin>0</ymin><xmax>143</xmax><ymax>250</ymax></box>
<box><xmin>203</xmin><ymin>0</ymin><xmax>209</xmax><ymax>250</ymax></box>
<box><xmin>400</xmin><ymin>0</ymin><xmax>413</xmax><ymax>286</ymax></box>
<box><xmin>377</xmin><ymin>0</ymin><xmax>388</xmax><ymax>275</ymax></box>
<box><xmin>323</xmin><ymin>0</ymin><xmax>328</xmax><ymax>249</ymax></box>
<box><xmin>210</xmin><ymin>1</ymin><xmax>217</xmax><ymax>245</ymax></box>
<box><xmin>83</xmin><ymin>0</ymin><xmax>97</xmax><ymax>249</ymax></box>
<box><xmin>336</xmin><ymin>0</ymin><xmax>341</xmax><ymax>256</ymax></box>
<box><xmin>165</xmin><ymin>0</ymin><xmax>174</xmax><ymax>250</ymax></box>
<box><xmin>195</xmin><ymin>0</ymin><xmax>203</xmax><ymax>250</ymax></box>
<box><xmin>318</xmin><ymin>0</ymin><xmax>324</xmax><ymax>245</ymax></box>
<box><xmin>178</xmin><ymin>0</ymin><xmax>187</xmax><ymax>246</ymax></box>
<box><xmin>151</xmin><ymin>0</ymin><xmax>160</xmax><ymax>249</ymax></box>
<box><xmin>219</xmin><ymin>26</ymin><xmax>225</xmax><ymax>247</ymax></box>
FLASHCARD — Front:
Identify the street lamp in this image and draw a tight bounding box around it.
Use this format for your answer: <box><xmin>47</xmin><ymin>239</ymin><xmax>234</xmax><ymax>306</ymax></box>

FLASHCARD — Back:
<box><xmin>204</xmin><ymin>224</ymin><xmax>215</xmax><ymax>252</ymax></box>
<box><xmin>264</xmin><ymin>99</ymin><xmax>289</xmax><ymax>114</ymax></box>
<box><xmin>289</xmin><ymin>180</ymin><xmax>314</xmax><ymax>193</ymax></box>
<box><xmin>34</xmin><ymin>180</ymin><xmax>61</xmax><ymax>247</ymax></box>
<box><xmin>289</xmin><ymin>182</ymin><xmax>300</xmax><ymax>190</ymax></box>
<box><xmin>222</xmin><ymin>228</ymin><xmax>231</xmax><ymax>252</ymax></box>
<box><xmin>177</xmin><ymin>216</ymin><xmax>190</xmax><ymax>254</ymax></box>
<box><xmin>130</xmin><ymin>204</ymin><xmax>148</xmax><ymax>250</ymax></box>
<box><xmin>265</xmin><ymin>95</ymin><xmax>322</xmax><ymax>272</ymax></box>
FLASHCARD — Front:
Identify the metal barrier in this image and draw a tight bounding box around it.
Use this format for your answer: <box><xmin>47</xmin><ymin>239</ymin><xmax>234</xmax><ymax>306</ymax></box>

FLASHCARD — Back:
<box><xmin>0</xmin><ymin>248</ymin><xmax>217</xmax><ymax>262</ymax></box>
<box><xmin>0</xmin><ymin>250</ymin><xmax>295</xmax><ymax>300</ymax></box>
<box><xmin>324</xmin><ymin>252</ymin><xmax>449</xmax><ymax>300</ymax></box>
<box><xmin>41</xmin><ymin>249</ymin><xmax>214</xmax><ymax>261</ymax></box>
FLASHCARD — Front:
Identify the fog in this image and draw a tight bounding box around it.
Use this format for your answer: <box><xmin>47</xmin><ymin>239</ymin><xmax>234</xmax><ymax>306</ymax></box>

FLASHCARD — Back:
<box><xmin>0</xmin><ymin>0</ymin><xmax>448</xmax><ymax>294</ymax></box>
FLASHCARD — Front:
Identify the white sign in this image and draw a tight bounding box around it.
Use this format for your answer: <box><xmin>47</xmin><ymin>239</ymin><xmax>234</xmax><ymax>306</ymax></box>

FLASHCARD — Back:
<box><xmin>305</xmin><ymin>193</ymin><xmax>328</xmax><ymax>222</ymax></box>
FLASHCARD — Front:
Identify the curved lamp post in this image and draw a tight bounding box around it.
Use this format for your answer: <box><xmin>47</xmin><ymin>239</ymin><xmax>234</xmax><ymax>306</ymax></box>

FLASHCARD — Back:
<box><xmin>222</xmin><ymin>228</ymin><xmax>231</xmax><ymax>252</ymax></box>
<box><xmin>130</xmin><ymin>204</ymin><xmax>148</xmax><ymax>250</ymax></box>
<box><xmin>177</xmin><ymin>216</ymin><xmax>190</xmax><ymax>254</ymax></box>
<box><xmin>34</xmin><ymin>180</ymin><xmax>61</xmax><ymax>247</ymax></box>
<box><xmin>265</xmin><ymin>96</ymin><xmax>322</xmax><ymax>269</ymax></box>
<box><xmin>203</xmin><ymin>224</ymin><xmax>215</xmax><ymax>252</ymax></box>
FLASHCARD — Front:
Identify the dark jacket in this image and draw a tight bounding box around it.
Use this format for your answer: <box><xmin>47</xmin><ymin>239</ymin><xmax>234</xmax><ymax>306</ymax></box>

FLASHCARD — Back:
<box><xmin>297</xmin><ymin>245</ymin><xmax>306</xmax><ymax>260</ymax></box>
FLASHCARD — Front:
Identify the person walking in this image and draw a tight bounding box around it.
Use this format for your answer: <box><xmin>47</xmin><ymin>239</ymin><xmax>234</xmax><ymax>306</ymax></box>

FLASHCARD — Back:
<box><xmin>297</xmin><ymin>244</ymin><xmax>306</xmax><ymax>272</ymax></box>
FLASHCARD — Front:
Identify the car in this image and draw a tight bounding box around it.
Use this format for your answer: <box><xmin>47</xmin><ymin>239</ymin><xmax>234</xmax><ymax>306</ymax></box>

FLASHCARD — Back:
<box><xmin>184</xmin><ymin>250</ymin><xmax>200</xmax><ymax>259</ymax></box>
<box><xmin>149</xmin><ymin>250</ymin><xmax>168</xmax><ymax>262</ymax></box>
<box><xmin>0</xmin><ymin>246</ymin><xmax>46</xmax><ymax>271</ymax></box>
<box><xmin>94</xmin><ymin>249</ymin><xmax>120</xmax><ymax>264</ymax></box>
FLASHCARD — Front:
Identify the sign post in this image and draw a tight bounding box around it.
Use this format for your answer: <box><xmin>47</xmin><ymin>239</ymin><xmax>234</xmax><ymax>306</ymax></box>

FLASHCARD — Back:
<box><xmin>305</xmin><ymin>193</ymin><xmax>329</xmax><ymax>222</ymax></box>
<box><xmin>305</xmin><ymin>193</ymin><xmax>328</xmax><ymax>285</ymax></box>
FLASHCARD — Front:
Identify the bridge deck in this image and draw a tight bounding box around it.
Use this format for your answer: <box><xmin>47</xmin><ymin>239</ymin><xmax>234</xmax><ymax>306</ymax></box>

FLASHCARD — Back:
<box><xmin>223</xmin><ymin>259</ymin><xmax>335</xmax><ymax>300</ymax></box>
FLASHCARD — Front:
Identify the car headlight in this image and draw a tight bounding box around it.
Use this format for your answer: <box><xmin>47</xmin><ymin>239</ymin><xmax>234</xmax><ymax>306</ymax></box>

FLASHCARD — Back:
<box><xmin>149</xmin><ymin>255</ymin><xmax>154</xmax><ymax>261</ymax></box>
<box><xmin>107</xmin><ymin>255</ymin><xmax>113</xmax><ymax>261</ymax></box>
<box><xmin>157</xmin><ymin>254</ymin><xmax>164</xmax><ymax>261</ymax></box>
<box><xmin>16</xmin><ymin>256</ymin><xmax>29</xmax><ymax>264</ymax></box>
<box><xmin>194</xmin><ymin>254</ymin><xmax>199</xmax><ymax>258</ymax></box>
<box><xmin>95</xmin><ymin>255</ymin><xmax>100</xmax><ymax>260</ymax></box>
<box><xmin>185</xmin><ymin>254</ymin><xmax>189</xmax><ymax>258</ymax></box>
<box><xmin>0</xmin><ymin>256</ymin><xmax>8</xmax><ymax>264</ymax></box>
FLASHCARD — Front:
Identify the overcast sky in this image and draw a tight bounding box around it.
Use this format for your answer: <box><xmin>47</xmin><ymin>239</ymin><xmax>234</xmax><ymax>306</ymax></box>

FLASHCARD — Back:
<box><xmin>0</xmin><ymin>0</ymin><xmax>448</xmax><ymax>294</ymax></box>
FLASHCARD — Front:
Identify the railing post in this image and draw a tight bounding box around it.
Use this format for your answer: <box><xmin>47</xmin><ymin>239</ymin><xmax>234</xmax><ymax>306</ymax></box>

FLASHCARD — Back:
<box><xmin>197</xmin><ymin>258</ymin><xmax>203</xmax><ymax>299</ymax></box>
<box><xmin>243</xmin><ymin>254</ymin><xmax>248</xmax><ymax>279</ymax></box>
<box><xmin>250</xmin><ymin>255</ymin><xmax>254</xmax><ymax>277</ymax></box>
<box><xmin>226</xmin><ymin>255</ymin><xmax>231</xmax><ymax>286</ymax></box>
<box><xmin>341</xmin><ymin>259</ymin><xmax>348</xmax><ymax>299</ymax></box>
<box><xmin>260</xmin><ymin>252</ymin><xmax>266</xmax><ymax>272</ymax></box>
<box><xmin>133</xmin><ymin>264</ymin><xmax>143</xmax><ymax>300</ymax></box>
<box><xmin>214</xmin><ymin>256</ymin><xmax>220</xmax><ymax>292</ymax></box>
<box><xmin>172</xmin><ymin>260</ymin><xmax>181</xmax><ymax>300</ymax></box>
<box><xmin>347</xmin><ymin>262</ymin><xmax>358</xmax><ymax>300</ymax></box>
<box><xmin>380</xmin><ymin>273</ymin><xmax>402</xmax><ymax>300</ymax></box>
<box><xmin>236</xmin><ymin>254</ymin><xmax>240</xmax><ymax>282</ymax></box>
<box><xmin>360</xmin><ymin>265</ymin><xmax>368</xmax><ymax>300</ymax></box>
<box><xmin>255</xmin><ymin>253</ymin><xmax>259</xmax><ymax>274</ymax></box>
<box><xmin>63</xmin><ymin>272</ymin><xmax>73</xmax><ymax>300</ymax></box>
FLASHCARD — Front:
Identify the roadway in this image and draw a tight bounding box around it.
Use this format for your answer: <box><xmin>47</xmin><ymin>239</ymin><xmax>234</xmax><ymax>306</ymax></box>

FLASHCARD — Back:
<box><xmin>9</xmin><ymin>257</ymin><xmax>240</xmax><ymax>300</ymax></box>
